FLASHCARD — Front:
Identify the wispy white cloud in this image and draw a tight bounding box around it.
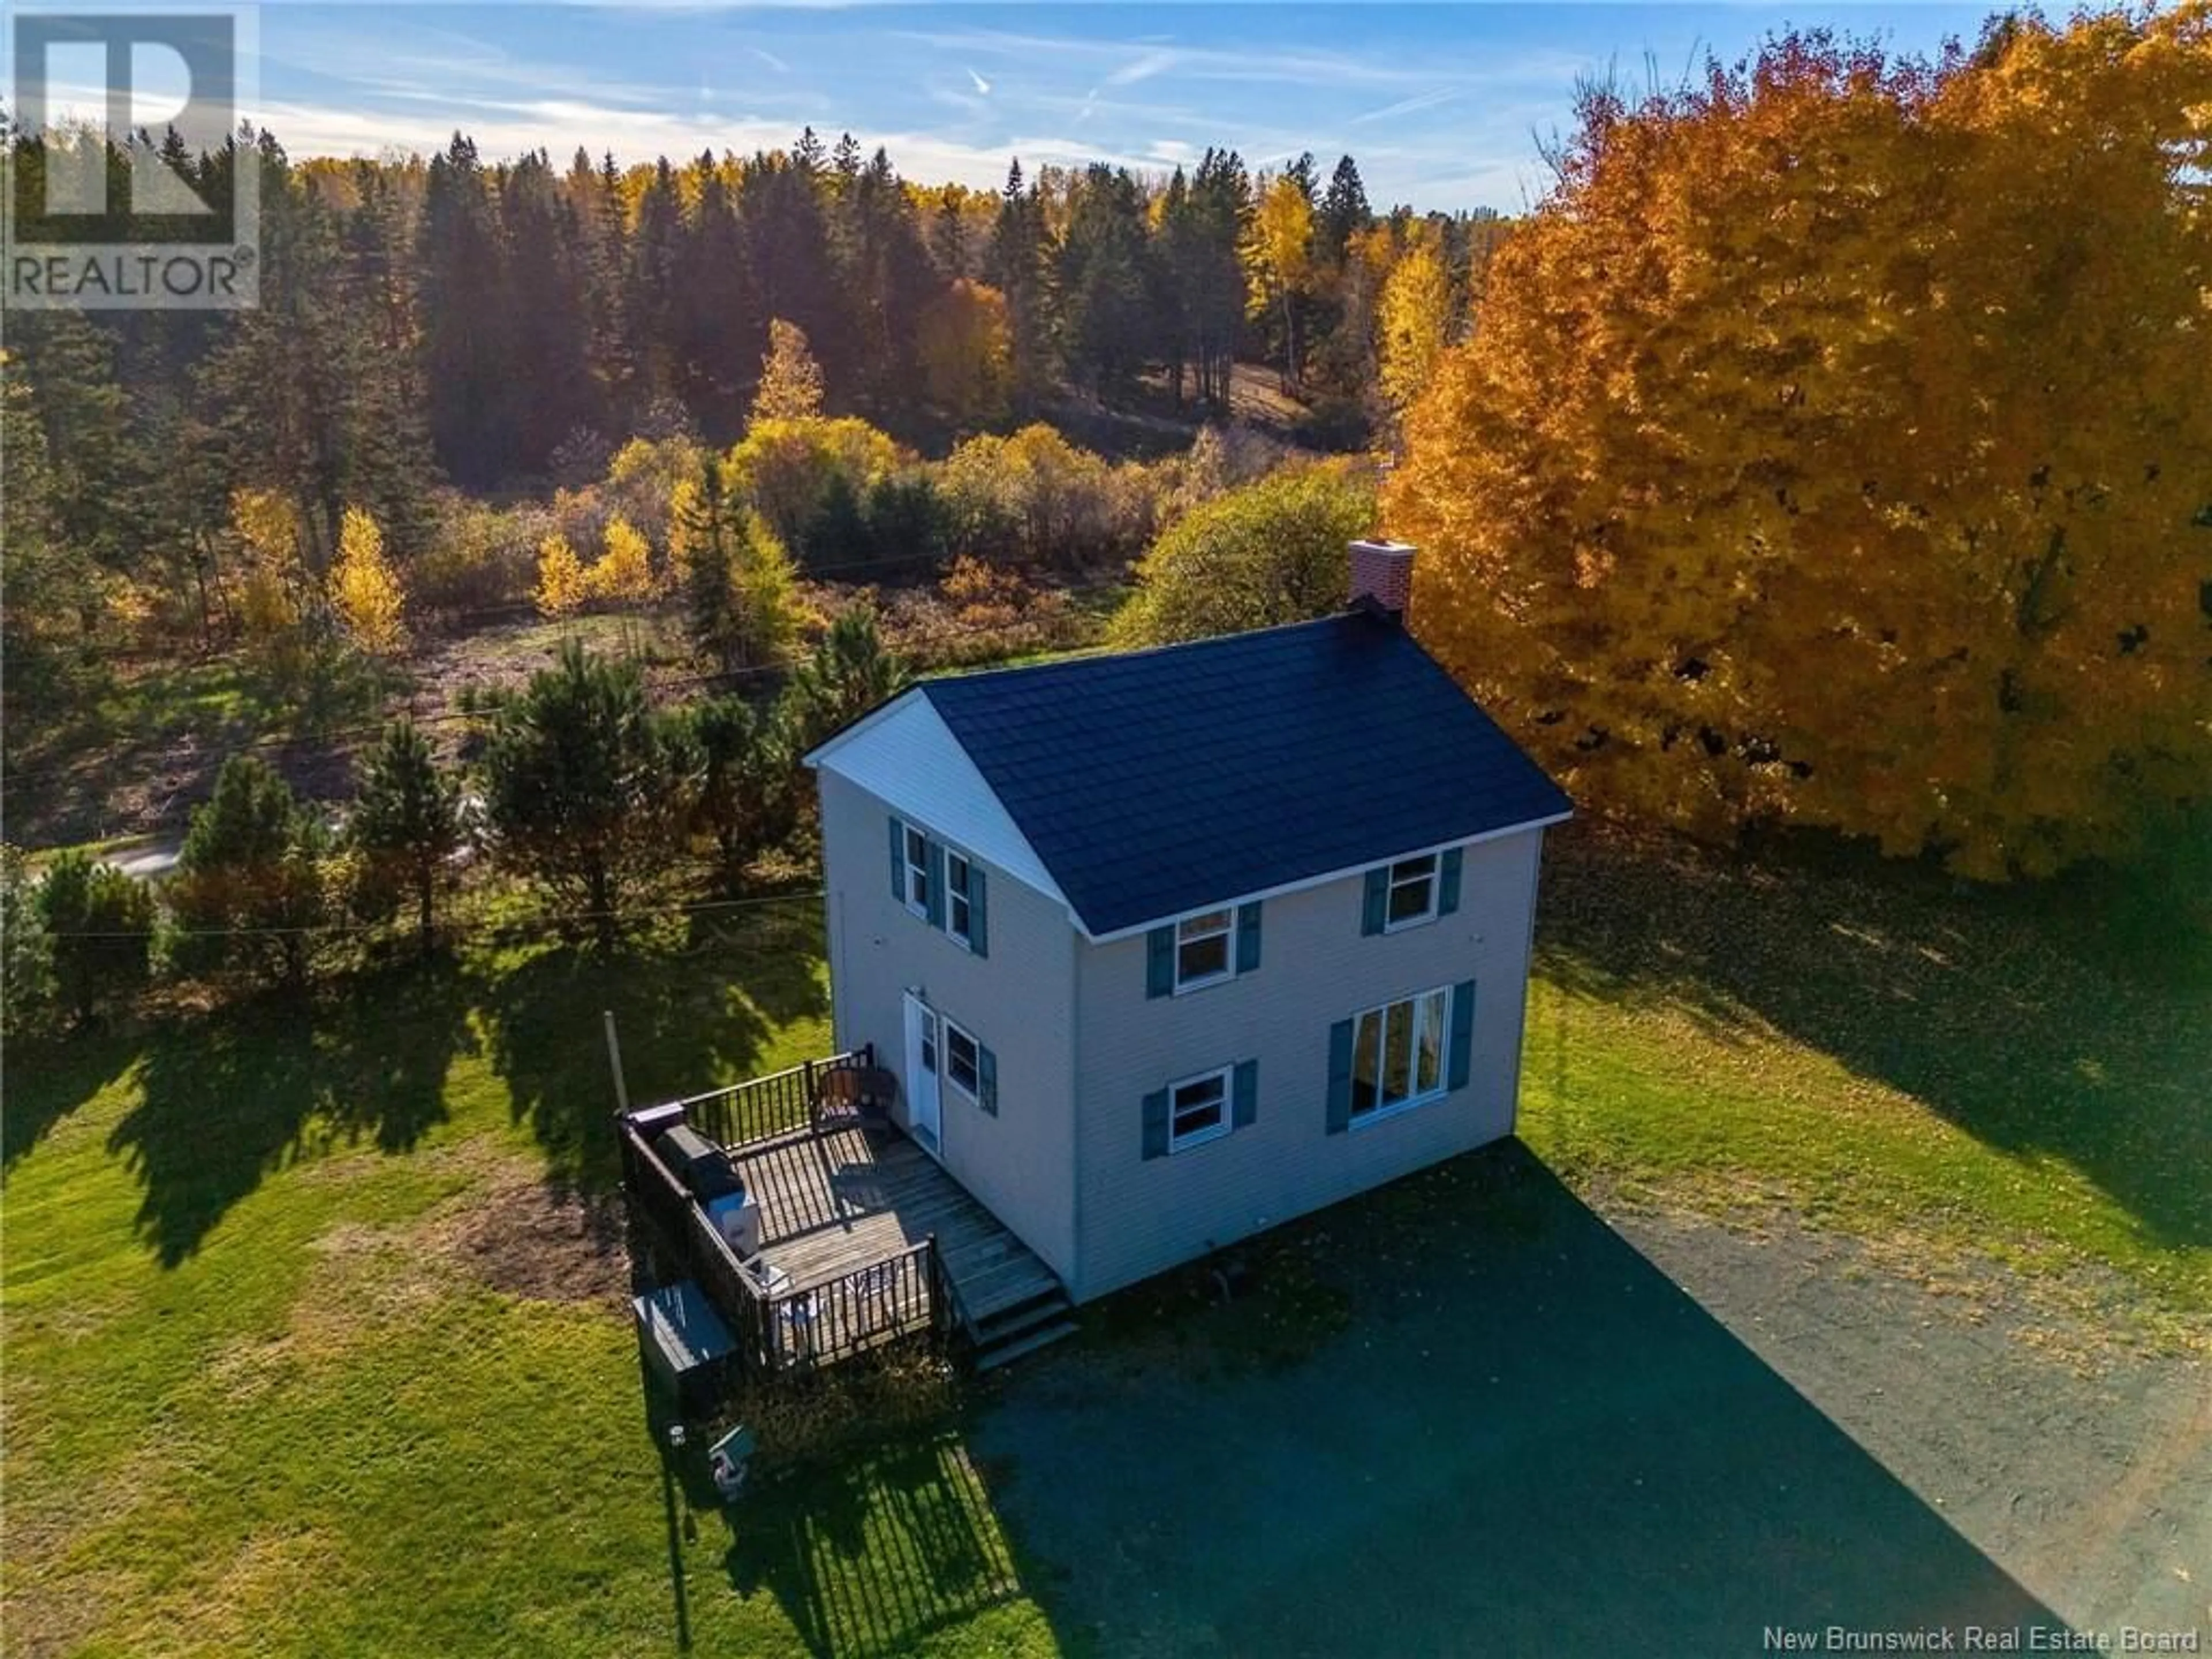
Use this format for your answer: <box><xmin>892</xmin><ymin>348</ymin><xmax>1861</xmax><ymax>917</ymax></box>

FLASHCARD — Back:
<box><xmin>1350</xmin><ymin>86</ymin><xmax>1460</xmax><ymax>126</ymax></box>
<box><xmin>1103</xmin><ymin>48</ymin><xmax>1179</xmax><ymax>89</ymax></box>
<box><xmin>747</xmin><ymin>46</ymin><xmax>790</xmax><ymax>75</ymax></box>
<box><xmin>252</xmin><ymin>91</ymin><xmax>1164</xmax><ymax>192</ymax></box>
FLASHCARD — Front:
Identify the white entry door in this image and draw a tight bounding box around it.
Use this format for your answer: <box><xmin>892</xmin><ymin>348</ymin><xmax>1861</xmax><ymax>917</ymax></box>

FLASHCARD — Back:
<box><xmin>902</xmin><ymin>991</ymin><xmax>942</xmax><ymax>1156</ymax></box>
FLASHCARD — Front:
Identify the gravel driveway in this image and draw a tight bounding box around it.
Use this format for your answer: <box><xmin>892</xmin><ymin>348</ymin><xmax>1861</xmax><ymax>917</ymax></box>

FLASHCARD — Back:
<box><xmin>971</xmin><ymin>1144</ymin><xmax>2209</xmax><ymax>1658</ymax></box>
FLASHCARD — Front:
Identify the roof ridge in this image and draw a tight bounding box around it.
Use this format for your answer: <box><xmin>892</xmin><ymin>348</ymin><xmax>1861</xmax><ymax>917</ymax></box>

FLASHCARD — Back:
<box><xmin>919</xmin><ymin>609</ymin><xmax>1381</xmax><ymax>697</ymax></box>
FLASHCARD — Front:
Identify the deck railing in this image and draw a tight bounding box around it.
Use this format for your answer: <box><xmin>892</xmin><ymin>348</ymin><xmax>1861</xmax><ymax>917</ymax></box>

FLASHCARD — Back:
<box><xmin>666</xmin><ymin>1045</ymin><xmax>873</xmax><ymax>1151</ymax></box>
<box><xmin>757</xmin><ymin>1236</ymin><xmax>944</xmax><ymax>1370</ymax></box>
<box><xmin>617</xmin><ymin>1056</ymin><xmax>948</xmax><ymax>1381</ymax></box>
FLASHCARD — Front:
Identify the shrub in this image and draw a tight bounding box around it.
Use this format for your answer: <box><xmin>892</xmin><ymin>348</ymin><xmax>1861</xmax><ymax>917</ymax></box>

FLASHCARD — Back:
<box><xmin>414</xmin><ymin>494</ymin><xmax>552</xmax><ymax>616</ymax></box>
<box><xmin>535</xmin><ymin>533</ymin><xmax>589</xmax><ymax>619</ymax></box>
<box><xmin>36</xmin><ymin>851</ymin><xmax>154</xmax><ymax>1024</ymax></box>
<box><xmin>172</xmin><ymin>755</ymin><xmax>331</xmax><ymax>985</ymax></box>
<box><xmin>1109</xmin><ymin>458</ymin><xmax>1379</xmax><ymax>649</ymax></box>
<box><xmin>585</xmin><ymin>516</ymin><xmax>657</xmax><ymax>604</ymax></box>
<box><xmin>780</xmin><ymin>604</ymin><xmax>911</xmax><ymax>756</ymax></box>
<box><xmin>2</xmin><ymin>844</ymin><xmax>54</xmax><ymax>1040</ymax></box>
<box><xmin>482</xmin><ymin>639</ymin><xmax>686</xmax><ymax>943</ymax></box>
<box><xmin>935</xmin><ymin>425</ymin><xmax>1156</xmax><ymax>573</ymax></box>
<box><xmin>349</xmin><ymin>719</ymin><xmax>465</xmax><ymax>952</ymax></box>
<box><xmin>726</xmin><ymin>416</ymin><xmax>906</xmax><ymax>558</ymax></box>
<box><xmin>676</xmin><ymin>695</ymin><xmax>798</xmax><ymax>893</ymax></box>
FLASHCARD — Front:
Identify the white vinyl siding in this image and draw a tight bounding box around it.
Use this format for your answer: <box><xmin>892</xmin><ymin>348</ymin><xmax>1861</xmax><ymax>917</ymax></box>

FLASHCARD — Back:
<box><xmin>1072</xmin><ymin>827</ymin><xmax>1547</xmax><ymax>1304</ymax></box>
<box><xmin>816</xmin><ymin>769</ymin><xmax>1078</xmax><ymax>1283</ymax></box>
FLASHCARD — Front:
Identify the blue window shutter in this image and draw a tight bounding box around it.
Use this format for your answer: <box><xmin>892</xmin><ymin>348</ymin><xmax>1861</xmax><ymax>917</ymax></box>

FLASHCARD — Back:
<box><xmin>925</xmin><ymin>840</ymin><xmax>948</xmax><ymax>930</ymax></box>
<box><xmin>1438</xmin><ymin>847</ymin><xmax>1464</xmax><ymax>917</ymax></box>
<box><xmin>978</xmin><ymin>1044</ymin><xmax>998</xmax><ymax>1116</ymax></box>
<box><xmin>1142</xmin><ymin>1089</ymin><xmax>1169</xmax><ymax>1159</ymax></box>
<box><xmin>889</xmin><ymin>817</ymin><xmax>907</xmax><ymax>904</ymax></box>
<box><xmin>1235</xmin><ymin>902</ymin><xmax>1262</xmax><ymax>974</ymax></box>
<box><xmin>1447</xmin><ymin>980</ymin><xmax>1477</xmax><ymax>1091</ymax></box>
<box><xmin>1145</xmin><ymin>926</ymin><xmax>1175</xmax><ymax>998</ymax></box>
<box><xmin>1361</xmin><ymin>868</ymin><xmax>1388</xmax><ymax>935</ymax></box>
<box><xmin>968</xmin><ymin>865</ymin><xmax>988</xmax><ymax>958</ymax></box>
<box><xmin>1326</xmin><ymin>1018</ymin><xmax>1354</xmax><ymax>1134</ymax></box>
<box><xmin>1232</xmin><ymin>1059</ymin><xmax>1258</xmax><ymax>1128</ymax></box>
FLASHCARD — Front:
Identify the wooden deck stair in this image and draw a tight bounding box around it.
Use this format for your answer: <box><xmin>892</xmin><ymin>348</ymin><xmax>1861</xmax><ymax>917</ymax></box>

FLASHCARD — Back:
<box><xmin>729</xmin><ymin>1124</ymin><xmax>1077</xmax><ymax>1372</ymax></box>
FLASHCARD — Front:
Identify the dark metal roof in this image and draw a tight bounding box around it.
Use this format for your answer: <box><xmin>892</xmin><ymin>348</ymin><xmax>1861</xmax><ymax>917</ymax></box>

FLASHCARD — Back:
<box><xmin>919</xmin><ymin>610</ymin><xmax>1572</xmax><ymax>936</ymax></box>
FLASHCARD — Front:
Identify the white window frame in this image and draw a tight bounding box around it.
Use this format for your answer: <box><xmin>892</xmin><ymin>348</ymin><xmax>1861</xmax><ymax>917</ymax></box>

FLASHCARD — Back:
<box><xmin>945</xmin><ymin>849</ymin><xmax>975</xmax><ymax>949</ymax></box>
<box><xmin>1347</xmin><ymin>984</ymin><xmax>1452</xmax><ymax>1128</ymax></box>
<box><xmin>1172</xmin><ymin>908</ymin><xmax>1237</xmax><ymax>994</ymax></box>
<box><xmin>903</xmin><ymin>825</ymin><xmax>932</xmax><ymax>922</ymax></box>
<box><xmin>1382</xmin><ymin>854</ymin><xmax>1440</xmax><ymax>933</ymax></box>
<box><xmin>1166</xmin><ymin>1064</ymin><xmax>1234</xmax><ymax>1153</ymax></box>
<box><xmin>943</xmin><ymin>1019</ymin><xmax>981</xmax><ymax>1101</ymax></box>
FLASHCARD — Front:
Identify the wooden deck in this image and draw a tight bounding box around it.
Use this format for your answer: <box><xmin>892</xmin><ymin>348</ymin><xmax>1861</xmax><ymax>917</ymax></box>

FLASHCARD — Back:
<box><xmin>732</xmin><ymin>1126</ymin><xmax>1064</xmax><ymax>1330</ymax></box>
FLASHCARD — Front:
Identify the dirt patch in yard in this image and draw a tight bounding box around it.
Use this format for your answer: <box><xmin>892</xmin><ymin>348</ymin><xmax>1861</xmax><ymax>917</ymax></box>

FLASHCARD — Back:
<box><xmin>440</xmin><ymin>1166</ymin><xmax>628</xmax><ymax>1306</ymax></box>
<box><xmin>972</xmin><ymin>1143</ymin><xmax>2210</xmax><ymax>1658</ymax></box>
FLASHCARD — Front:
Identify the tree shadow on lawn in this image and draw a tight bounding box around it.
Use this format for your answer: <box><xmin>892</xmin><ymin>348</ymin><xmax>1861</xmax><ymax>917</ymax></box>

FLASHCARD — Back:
<box><xmin>476</xmin><ymin>902</ymin><xmax>829</xmax><ymax>1193</ymax></box>
<box><xmin>1535</xmin><ymin>823</ymin><xmax>2212</xmax><ymax>1251</ymax></box>
<box><xmin>3</xmin><ymin>1026</ymin><xmax>141</xmax><ymax>1173</ymax></box>
<box><xmin>108</xmin><ymin>959</ymin><xmax>477</xmax><ymax>1266</ymax></box>
<box><xmin>972</xmin><ymin>1145</ymin><xmax>2065</xmax><ymax>1658</ymax></box>
<box><xmin>723</xmin><ymin>1433</ymin><xmax>1024</xmax><ymax>1659</ymax></box>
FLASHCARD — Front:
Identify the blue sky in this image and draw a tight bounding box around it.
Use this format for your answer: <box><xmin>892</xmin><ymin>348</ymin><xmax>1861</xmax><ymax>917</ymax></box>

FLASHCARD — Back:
<box><xmin>253</xmin><ymin>3</ymin><xmax>1993</xmax><ymax>210</ymax></box>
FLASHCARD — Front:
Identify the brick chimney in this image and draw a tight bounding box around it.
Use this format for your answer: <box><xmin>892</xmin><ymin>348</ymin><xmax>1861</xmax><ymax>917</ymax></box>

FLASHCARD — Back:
<box><xmin>1349</xmin><ymin>539</ymin><xmax>1416</xmax><ymax>618</ymax></box>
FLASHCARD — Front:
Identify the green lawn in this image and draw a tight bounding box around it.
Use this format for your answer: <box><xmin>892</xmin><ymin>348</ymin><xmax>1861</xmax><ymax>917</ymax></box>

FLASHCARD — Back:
<box><xmin>5</xmin><ymin>832</ymin><xmax>2204</xmax><ymax>1656</ymax></box>
<box><xmin>1</xmin><ymin>905</ymin><xmax>1056</xmax><ymax>1659</ymax></box>
<box><xmin>1519</xmin><ymin>827</ymin><xmax>2212</xmax><ymax>1330</ymax></box>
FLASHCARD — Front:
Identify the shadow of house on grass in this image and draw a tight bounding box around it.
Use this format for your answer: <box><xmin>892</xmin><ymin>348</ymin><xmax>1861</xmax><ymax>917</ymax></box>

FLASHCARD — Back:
<box><xmin>109</xmin><ymin>961</ymin><xmax>476</xmax><ymax>1266</ymax></box>
<box><xmin>971</xmin><ymin>1146</ymin><xmax>2065</xmax><ymax>1658</ymax></box>
<box><xmin>1533</xmin><ymin>824</ymin><xmax>2212</xmax><ymax>1253</ymax></box>
<box><xmin>724</xmin><ymin>1434</ymin><xmax>1024</xmax><ymax>1659</ymax></box>
<box><xmin>476</xmin><ymin>904</ymin><xmax>829</xmax><ymax>1192</ymax></box>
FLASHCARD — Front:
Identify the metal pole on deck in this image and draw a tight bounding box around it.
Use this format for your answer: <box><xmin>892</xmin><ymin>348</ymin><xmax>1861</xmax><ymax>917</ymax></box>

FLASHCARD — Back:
<box><xmin>604</xmin><ymin>1009</ymin><xmax>631</xmax><ymax>1115</ymax></box>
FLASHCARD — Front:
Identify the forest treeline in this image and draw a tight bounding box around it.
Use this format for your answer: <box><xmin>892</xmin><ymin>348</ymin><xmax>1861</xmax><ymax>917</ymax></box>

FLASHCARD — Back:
<box><xmin>2</xmin><ymin>116</ymin><xmax>1494</xmax><ymax>764</ymax></box>
<box><xmin>1</xmin><ymin>120</ymin><xmax>1491</xmax><ymax>585</ymax></box>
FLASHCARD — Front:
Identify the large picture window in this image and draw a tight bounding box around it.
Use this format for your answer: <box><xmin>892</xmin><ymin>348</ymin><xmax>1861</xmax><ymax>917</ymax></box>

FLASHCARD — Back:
<box><xmin>1349</xmin><ymin>986</ymin><xmax>1451</xmax><ymax>1122</ymax></box>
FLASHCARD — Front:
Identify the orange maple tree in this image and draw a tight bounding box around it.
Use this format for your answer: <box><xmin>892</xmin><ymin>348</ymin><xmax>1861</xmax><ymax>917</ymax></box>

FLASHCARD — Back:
<box><xmin>1389</xmin><ymin>8</ymin><xmax>2212</xmax><ymax>876</ymax></box>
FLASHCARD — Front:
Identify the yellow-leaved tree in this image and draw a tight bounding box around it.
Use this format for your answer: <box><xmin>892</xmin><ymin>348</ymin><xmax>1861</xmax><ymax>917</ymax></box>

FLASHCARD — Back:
<box><xmin>750</xmin><ymin>318</ymin><xmax>825</xmax><ymax>426</ymax></box>
<box><xmin>1388</xmin><ymin>9</ymin><xmax>2212</xmax><ymax>877</ymax></box>
<box><xmin>535</xmin><ymin>533</ymin><xmax>588</xmax><ymax>619</ymax></box>
<box><xmin>329</xmin><ymin>506</ymin><xmax>407</xmax><ymax>656</ymax></box>
<box><xmin>585</xmin><ymin>516</ymin><xmax>656</xmax><ymax>604</ymax></box>
<box><xmin>1376</xmin><ymin>228</ymin><xmax>1452</xmax><ymax>415</ymax></box>
<box><xmin>231</xmin><ymin>487</ymin><xmax>307</xmax><ymax>641</ymax></box>
<box><xmin>1245</xmin><ymin>172</ymin><xmax>1316</xmax><ymax>391</ymax></box>
<box><xmin>916</xmin><ymin>280</ymin><xmax>1012</xmax><ymax>426</ymax></box>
